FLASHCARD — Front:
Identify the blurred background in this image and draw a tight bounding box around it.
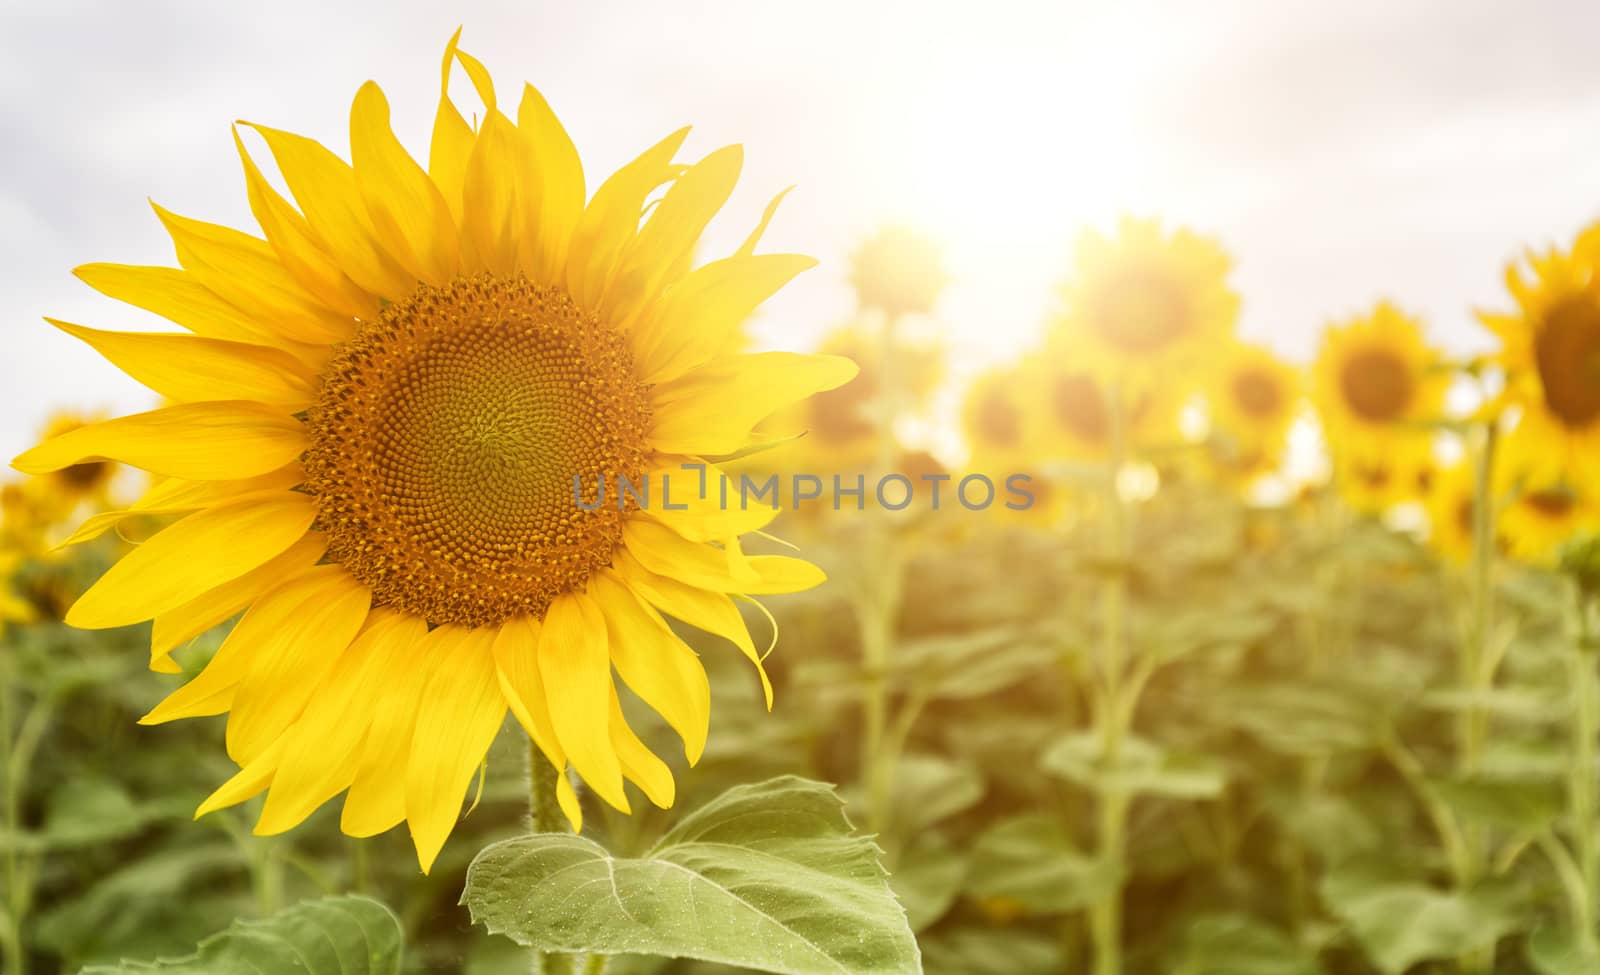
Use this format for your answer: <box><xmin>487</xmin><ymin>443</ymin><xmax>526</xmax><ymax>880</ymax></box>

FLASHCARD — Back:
<box><xmin>5</xmin><ymin>0</ymin><xmax>1600</xmax><ymax>459</ymax></box>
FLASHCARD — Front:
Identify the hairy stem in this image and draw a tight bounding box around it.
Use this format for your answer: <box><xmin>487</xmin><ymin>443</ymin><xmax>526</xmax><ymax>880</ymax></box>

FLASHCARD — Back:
<box><xmin>1570</xmin><ymin>583</ymin><xmax>1599</xmax><ymax>954</ymax></box>
<box><xmin>861</xmin><ymin>309</ymin><xmax>904</xmax><ymax>836</ymax></box>
<box><xmin>528</xmin><ymin>744</ymin><xmax>575</xmax><ymax>975</ymax></box>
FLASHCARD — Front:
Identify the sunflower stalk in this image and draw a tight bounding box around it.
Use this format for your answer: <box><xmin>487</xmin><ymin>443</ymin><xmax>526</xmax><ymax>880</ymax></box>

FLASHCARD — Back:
<box><xmin>1568</xmin><ymin>578</ymin><xmax>1600</xmax><ymax>955</ymax></box>
<box><xmin>1456</xmin><ymin>421</ymin><xmax>1500</xmax><ymax>973</ymax></box>
<box><xmin>527</xmin><ymin>744</ymin><xmax>577</xmax><ymax>975</ymax></box>
<box><xmin>861</xmin><ymin>309</ymin><xmax>906</xmax><ymax>836</ymax></box>
<box><xmin>1088</xmin><ymin>379</ymin><xmax>1134</xmax><ymax>975</ymax></box>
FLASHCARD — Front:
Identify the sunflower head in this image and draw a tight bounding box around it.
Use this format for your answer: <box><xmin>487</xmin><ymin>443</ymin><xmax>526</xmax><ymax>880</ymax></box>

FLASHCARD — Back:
<box><xmin>1204</xmin><ymin>341</ymin><xmax>1302</xmax><ymax>484</ymax></box>
<box><xmin>1500</xmin><ymin>475</ymin><xmax>1598</xmax><ymax>566</ymax></box>
<box><xmin>848</xmin><ymin>225</ymin><xmax>948</xmax><ymax>318</ymax></box>
<box><xmin>1050</xmin><ymin>215</ymin><xmax>1239</xmax><ymax>378</ymax></box>
<box><xmin>13</xmin><ymin>33</ymin><xmax>855</xmax><ymax>873</ymax></box>
<box><xmin>1481</xmin><ymin>222</ymin><xmax>1600</xmax><ymax>485</ymax></box>
<box><xmin>1423</xmin><ymin>462</ymin><xmax>1481</xmax><ymax>563</ymax></box>
<box><xmin>961</xmin><ymin>364</ymin><xmax>1032</xmax><ymax>468</ymax></box>
<box><xmin>1022</xmin><ymin>357</ymin><xmax>1182</xmax><ymax>462</ymax></box>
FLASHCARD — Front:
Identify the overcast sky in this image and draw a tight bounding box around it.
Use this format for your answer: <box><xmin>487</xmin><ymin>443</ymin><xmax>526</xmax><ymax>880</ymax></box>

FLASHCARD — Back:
<box><xmin>4</xmin><ymin>0</ymin><xmax>1599</xmax><ymax>460</ymax></box>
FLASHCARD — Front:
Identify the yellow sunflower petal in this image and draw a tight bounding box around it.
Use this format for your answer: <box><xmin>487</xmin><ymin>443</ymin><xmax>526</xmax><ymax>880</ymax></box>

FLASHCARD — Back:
<box><xmin>13</xmin><ymin>402</ymin><xmax>307</xmax><ymax>481</ymax></box>
<box><xmin>140</xmin><ymin>566</ymin><xmax>343</xmax><ymax>725</ymax></box>
<box><xmin>592</xmin><ymin>570</ymin><xmax>710</xmax><ymax>765</ymax></box>
<box><xmin>514</xmin><ymin>83</ymin><xmax>584</xmax><ymax>284</ymax></box>
<box><xmin>622</xmin><ymin>519</ymin><xmax>826</xmax><ymax>595</ymax></box>
<box><xmin>151</xmin><ymin>203</ymin><xmax>355</xmax><ymax>345</ymax></box>
<box><xmin>613</xmin><ymin>549</ymin><xmax>771</xmax><ymax>708</ymax></box>
<box><xmin>234</xmin><ymin>126</ymin><xmax>375</xmax><ymax>319</ymax></box>
<box><xmin>566</xmin><ymin>127</ymin><xmax>689</xmax><ymax>309</ymax></box>
<box><xmin>606</xmin><ymin>144</ymin><xmax>743</xmax><ymax>327</ymax></box>
<box><xmin>243</xmin><ymin>122</ymin><xmax>417</xmax><ymax>301</ymax></box>
<box><xmin>150</xmin><ymin>531</ymin><xmax>327</xmax><ymax>670</ymax></box>
<box><xmin>490</xmin><ymin>615</ymin><xmax>565</xmax><ymax>770</ymax></box>
<box><xmin>73</xmin><ymin>263</ymin><xmax>284</xmax><ymax>347</ymax></box>
<box><xmin>649</xmin><ymin>352</ymin><xmax>858</xmax><ymax>455</ymax></box>
<box><xmin>631</xmin><ymin>253</ymin><xmax>817</xmax><ymax>384</ymax></box>
<box><xmin>58</xmin><ymin>465</ymin><xmax>303</xmax><ymax>549</ymax></box>
<box><xmin>350</xmin><ymin>81</ymin><xmax>460</xmax><ymax>285</ymax></box>
<box><xmin>608</xmin><ymin>685</ymin><xmax>675</xmax><ymax>809</ymax></box>
<box><xmin>538</xmin><ymin>591</ymin><xmax>629</xmax><ymax>813</ymax></box>
<box><xmin>406</xmin><ymin>625</ymin><xmax>508</xmax><ymax>874</ymax></box>
<box><xmin>255</xmin><ymin>611</ymin><xmax>426</xmax><ymax>835</ymax></box>
<box><xmin>194</xmin><ymin>737</ymin><xmax>285</xmax><ymax>818</ymax></box>
<box><xmin>224</xmin><ymin>565</ymin><xmax>371</xmax><ymax>765</ymax></box>
<box><xmin>340</xmin><ymin>625</ymin><xmax>442</xmax><ymax>839</ymax></box>
<box><xmin>460</xmin><ymin>111</ymin><xmax>522</xmax><ymax>275</ymax></box>
<box><xmin>66</xmin><ymin>493</ymin><xmax>317</xmax><ymax>629</ymax></box>
<box><xmin>48</xmin><ymin>319</ymin><xmax>317</xmax><ymax>408</ymax></box>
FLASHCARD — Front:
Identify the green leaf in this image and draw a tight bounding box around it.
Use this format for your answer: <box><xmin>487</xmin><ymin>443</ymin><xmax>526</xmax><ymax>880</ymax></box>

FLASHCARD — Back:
<box><xmin>1527</xmin><ymin>924</ymin><xmax>1600</xmax><ymax>975</ymax></box>
<box><xmin>1430</xmin><ymin>776</ymin><xmax>1563</xmax><ymax>833</ymax></box>
<box><xmin>78</xmin><ymin>895</ymin><xmax>403</xmax><ymax>974</ymax></box>
<box><xmin>463</xmin><ymin>776</ymin><xmax>921</xmax><ymax>975</ymax></box>
<box><xmin>1171</xmin><ymin>914</ymin><xmax>1321</xmax><ymax>975</ymax></box>
<box><xmin>918</xmin><ymin>927</ymin><xmax>1065</xmax><ymax>975</ymax></box>
<box><xmin>889</xmin><ymin>835</ymin><xmax>967</xmax><ymax>931</ymax></box>
<box><xmin>888</xmin><ymin>755</ymin><xmax>984</xmax><ymax>834</ymax></box>
<box><xmin>1042</xmin><ymin>733</ymin><xmax>1225</xmax><ymax>799</ymax></box>
<box><xmin>1319</xmin><ymin>870</ymin><xmax>1525</xmax><ymax>975</ymax></box>
<box><xmin>965</xmin><ymin>814</ymin><xmax>1118</xmax><ymax>915</ymax></box>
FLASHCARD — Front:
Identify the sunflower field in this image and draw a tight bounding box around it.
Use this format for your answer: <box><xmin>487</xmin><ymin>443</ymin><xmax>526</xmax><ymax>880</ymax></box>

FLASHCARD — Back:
<box><xmin>5</xmin><ymin>15</ymin><xmax>1600</xmax><ymax>975</ymax></box>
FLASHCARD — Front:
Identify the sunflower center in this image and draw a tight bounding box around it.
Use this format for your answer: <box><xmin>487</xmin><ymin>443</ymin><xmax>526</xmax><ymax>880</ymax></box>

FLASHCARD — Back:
<box><xmin>305</xmin><ymin>274</ymin><xmax>652</xmax><ymax>628</ymax></box>
<box><xmin>1524</xmin><ymin>488</ymin><xmax>1576</xmax><ymax>519</ymax></box>
<box><xmin>1338</xmin><ymin>347</ymin><xmax>1413</xmax><ymax>422</ymax></box>
<box><xmin>1232</xmin><ymin>369</ymin><xmax>1283</xmax><ymax>418</ymax></box>
<box><xmin>1534</xmin><ymin>296</ymin><xmax>1600</xmax><ymax>427</ymax></box>
<box><xmin>1092</xmin><ymin>265</ymin><xmax>1188</xmax><ymax>354</ymax></box>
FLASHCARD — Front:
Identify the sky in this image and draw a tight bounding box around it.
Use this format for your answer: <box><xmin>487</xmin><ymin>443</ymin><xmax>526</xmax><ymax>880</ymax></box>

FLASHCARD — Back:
<box><xmin>3</xmin><ymin>0</ymin><xmax>1600</xmax><ymax>461</ymax></box>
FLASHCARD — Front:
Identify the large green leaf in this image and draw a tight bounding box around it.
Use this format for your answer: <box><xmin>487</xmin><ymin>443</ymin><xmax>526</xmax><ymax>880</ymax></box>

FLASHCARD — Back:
<box><xmin>1171</xmin><ymin>914</ymin><xmax>1321</xmax><ymax>975</ymax></box>
<box><xmin>78</xmin><ymin>895</ymin><xmax>403</xmax><ymax>974</ymax></box>
<box><xmin>463</xmin><ymin>776</ymin><xmax>922</xmax><ymax>975</ymax></box>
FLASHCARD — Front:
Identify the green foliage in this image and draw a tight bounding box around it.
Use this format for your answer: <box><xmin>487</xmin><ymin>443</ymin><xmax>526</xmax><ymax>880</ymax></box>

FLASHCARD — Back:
<box><xmin>78</xmin><ymin>895</ymin><xmax>402</xmax><ymax>974</ymax></box>
<box><xmin>462</xmin><ymin>777</ymin><xmax>921</xmax><ymax>975</ymax></box>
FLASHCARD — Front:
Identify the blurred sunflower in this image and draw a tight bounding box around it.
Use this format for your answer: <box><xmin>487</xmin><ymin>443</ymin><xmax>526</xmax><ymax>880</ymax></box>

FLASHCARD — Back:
<box><xmin>13</xmin><ymin>34</ymin><xmax>854</xmax><ymax>872</ymax></box>
<box><xmin>777</xmin><ymin>322</ymin><xmax>944</xmax><ymax>470</ymax></box>
<box><xmin>1480</xmin><ymin>223</ymin><xmax>1600</xmax><ymax>484</ymax></box>
<box><xmin>1313</xmin><ymin>303</ymin><xmax>1448</xmax><ymax>509</ymax></box>
<box><xmin>1027</xmin><ymin>360</ymin><xmax>1181</xmax><ymax>461</ymax></box>
<box><xmin>1051</xmin><ymin>215</ymin><xmax>1240</xmax><ymax>380</ymax></box>
<box><xmin>848</xmin><ymin>225</ymin><xmax>948</xmax><ymax>319</ymax></box>
<box><xmin>1501</xmin><ymin>479</ymin><xmax>1597</xmax><ymax>565</ymax></box>
<box><xmin>1423</xmin><ymin>462</ymin><xmax>1480</xmax><ymax>563</ymax></box>
<box><xmin>1206</xmin><ymin>341</ymin><xmax>1302</xmax><ymax>484</ymax></box>
<box><xmin>962</xmin><ymin>364</ymin><xmax>1032</xmax><ymax>468</ymax></box>
<box><xmin>35</xmin><ymin>412</ymin><xmax>119</xmax><ymax>516</ymax></box>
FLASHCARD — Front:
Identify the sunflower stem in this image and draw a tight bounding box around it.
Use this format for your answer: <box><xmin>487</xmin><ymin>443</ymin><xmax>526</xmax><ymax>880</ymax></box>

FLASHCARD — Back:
<box><xmin>2</xmin><ymin>654</ymin><xmax>26</xmax><ymax>975</ymax></box>
<box><xmin>1088</xmin><ymin>379</ymin><xmax>1132</xmax><ymax>975</ymax></box>
<box><xmin>1569</xmin><ymin>580</ymin><xmax>1599</xmax><ymax>955</ymax></box>
<box><xmin>1455</xmin><ymin>421</ymin><xmax>1500</xmax><ymax>974</ymax></box>
<box><xmin>861</xmin><ymin>309</ymin><xmax>905</xmax><ymax>837</ymax></box>
<box><xmin>527</xmin><ymin>743</ymin><xmax>575</xmax><ymax>975</ymax></box>
<box><xmin>580</xmin><ymin>953</ymin><xmax>609</xmax><ymax>975</ymax></box>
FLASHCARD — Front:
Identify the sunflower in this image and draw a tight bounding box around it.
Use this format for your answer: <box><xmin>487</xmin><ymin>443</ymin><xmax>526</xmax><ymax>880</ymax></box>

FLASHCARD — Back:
<box><xmin>1500</xmin><ymin>478</ymin><xmax>1598</xmax><ymax>565</ymax></box>
<box><xmin>848</xmin><ymin>225</ymin><xmax>948</xmax><ymax>319</ymax></box>
<box><xmin>1313</xmin><ymin>302</ymin><xmax>1449</xmax><ymax>509</ymax></box>
<box><xmin>780</xmin><ymin>322</ymin><xmax>944</xmax><ymax>468</ymax></box>
<box><xmin>1481</xmin><ymin>222</ymin><xmax>1600</xmax><ymax>485</ymax></box>
<box><xmin>13</xmin><ymin>34</ymin><xmax>854</xmax><ymax>872</ymax></box>
<box><xmin>1050</xmin><ymin>215</ymin><xmax>1239</xmax><ymax>380</ymax></box>
<box><xmin>962</xmin><ymin>364</ymin><xmax>1032</xmax><ymax>468</ymax></box>
<box><xmin>1022</xmin><ymin>358</ymin><xmax>1182</xmax><ymax>462</ymax></box>
<box><xmin>1423</xmin><ymin>462</ymin><xmax>1481</xmax><ymax>563</ymax></box>
<box><xmin>26</xmin><ymin>412</ymin><xmax>119</xmax><ymax>523</ymax></box>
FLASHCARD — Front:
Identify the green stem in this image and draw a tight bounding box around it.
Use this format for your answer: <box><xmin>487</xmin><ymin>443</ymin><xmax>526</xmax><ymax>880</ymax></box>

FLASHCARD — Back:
<box><xmin>528</xmin><ymin>744</ymin><xmax>575</xmax><ymax>975</ymax></box>
<box><xmin>1457</xmin><ymin>422</ymin><xmax>1500</xmax><ymax>974</ymax></box>
<box><xmin>580</xmin><ymin>953</ymin><xmax>609</xmax><ymax>975</ymax></box>
<box><xmin>1089</xmin><ymin>380</ymin><xmax>1132</xmax><ymax>975</ymax></box>
<box><xmin>861</xmin><ymin>309</ymin><xmax>904</xmax><ymax>836</ymax></box>
<box><xmin>1571</xmin><ymin>583</ymin><xmax>1599</xmax><ymax>953</ymax></box>
<box><xmin>2</xmin><ymin>657</ymin><xmax>25</xmax><ymax>975</ymax></box>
